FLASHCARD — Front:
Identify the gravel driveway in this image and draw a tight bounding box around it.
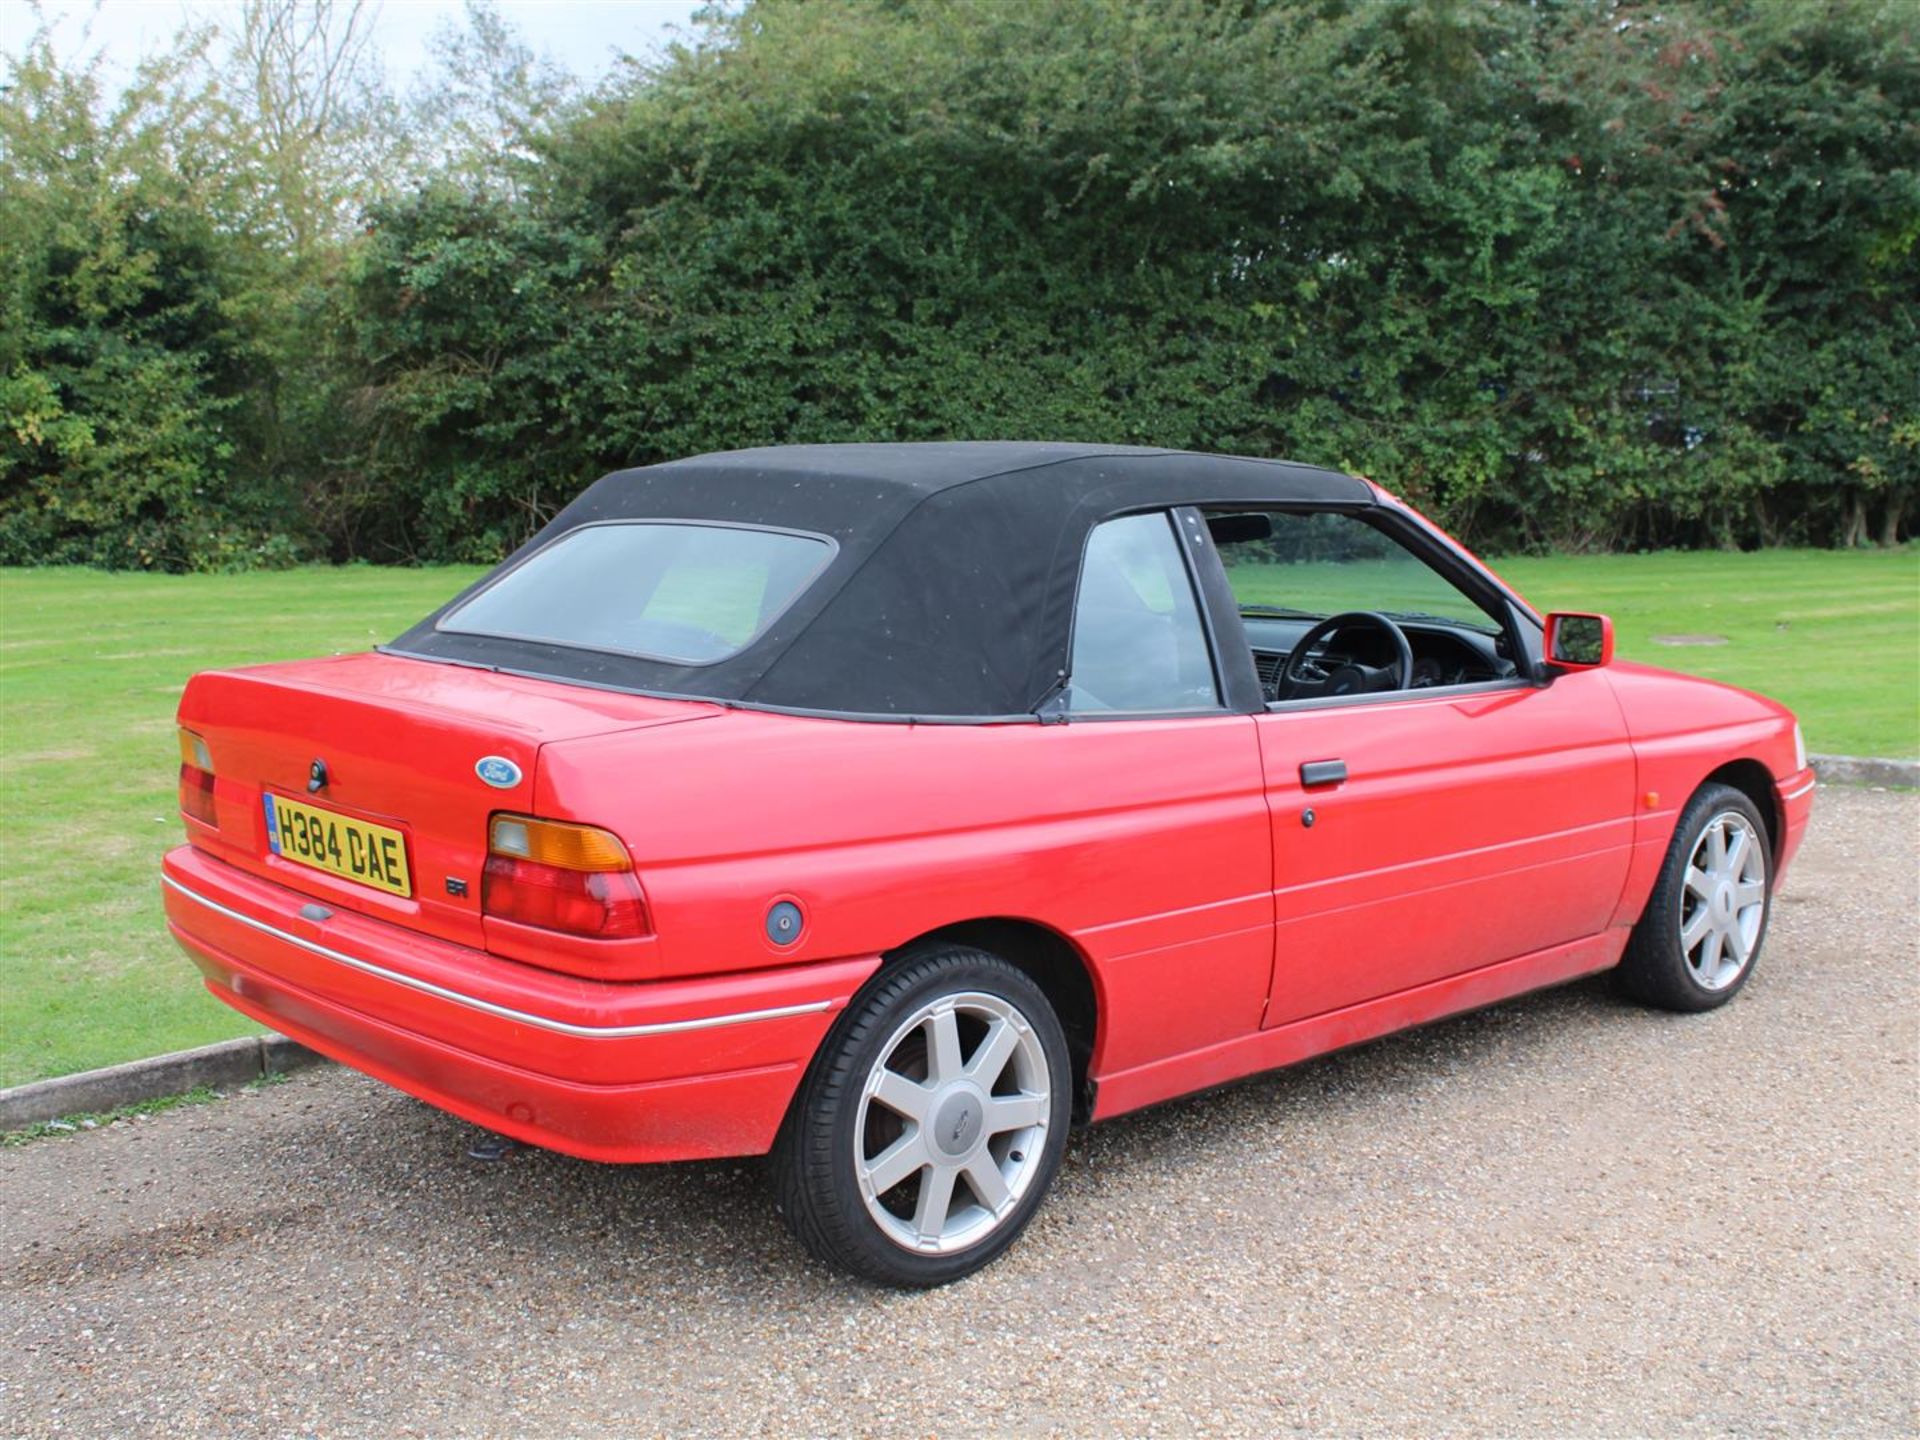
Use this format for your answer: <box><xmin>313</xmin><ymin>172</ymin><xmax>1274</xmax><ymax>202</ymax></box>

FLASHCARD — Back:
<box><xmin>3</xmin><ymin>786</ymin><xmax>1914</xmax><ymax>1437</ymax></box>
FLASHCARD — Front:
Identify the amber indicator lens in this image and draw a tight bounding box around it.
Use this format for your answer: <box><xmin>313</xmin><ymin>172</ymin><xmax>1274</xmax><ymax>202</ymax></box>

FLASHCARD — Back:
<box><xmin>488</xmin><ymin>814</ymin><xmax>631</xmax><ymax>872</ymax></box>
<box><xmin>178</xmin><ymin>728</ymin><xmax>213</xmax><ymax>770</ymax></box>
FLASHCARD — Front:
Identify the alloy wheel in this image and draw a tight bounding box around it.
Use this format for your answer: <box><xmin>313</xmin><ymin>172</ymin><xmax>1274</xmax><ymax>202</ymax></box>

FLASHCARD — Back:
<box><xmin>853</xmin><ymin>991</ymin><xmax>1052</xmax><ymax>1255</ymax></box>
<box><xmin>1678</xmin><ymin>810</ymin><xmax>1768</xmax><ymax>991</ymax></box>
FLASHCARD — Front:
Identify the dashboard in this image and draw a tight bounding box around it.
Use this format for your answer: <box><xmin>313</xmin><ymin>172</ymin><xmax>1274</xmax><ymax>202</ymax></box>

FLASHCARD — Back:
<box><xmin>1244</xmin><ymin>613</ymin><xmax>1518</xmax><ymax>702</ymax></box>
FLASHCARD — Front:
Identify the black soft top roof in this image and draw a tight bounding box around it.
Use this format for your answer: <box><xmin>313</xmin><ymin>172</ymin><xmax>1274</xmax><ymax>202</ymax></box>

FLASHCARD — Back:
<box><xmin>388</xmin><ymin>443</ymin><xmax>1372</xmax><ymax>718</ymax></box>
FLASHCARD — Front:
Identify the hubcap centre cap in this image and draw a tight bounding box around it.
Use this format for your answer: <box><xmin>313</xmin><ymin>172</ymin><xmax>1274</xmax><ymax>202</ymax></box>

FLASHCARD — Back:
<box><xmin>1712</xmin><ymin>881</ymin><xmax>1734</xmax><ymax>920</ymax></box>
<box><xmin>931</xmin><ymin>1085</ymin><xmax>986</xmax><ymax>1157</ymax></box>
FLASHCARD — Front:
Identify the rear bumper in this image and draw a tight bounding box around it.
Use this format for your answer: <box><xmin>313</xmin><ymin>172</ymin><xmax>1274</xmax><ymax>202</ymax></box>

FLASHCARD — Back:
<box><xmin>1774</xmin><ymin>766</ymin><xmax>1816</xmax><ymax>884</ymax></box>
<box><xmin>162</xmin><ymin>845</ymin><xmax>877</xmax><ymax>1162</ymax></box>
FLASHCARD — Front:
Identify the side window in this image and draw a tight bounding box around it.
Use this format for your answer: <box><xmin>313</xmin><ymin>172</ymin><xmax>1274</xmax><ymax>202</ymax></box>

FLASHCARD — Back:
<box><xmin>1208</xmin><ymin>508</ymin><xmax>1517</xmax><ymax>702</ymax></box>
<box><xmin>1067</xmin><ymin>512</ymin><xmax>1219</xmax><ymax>713</ymax></box>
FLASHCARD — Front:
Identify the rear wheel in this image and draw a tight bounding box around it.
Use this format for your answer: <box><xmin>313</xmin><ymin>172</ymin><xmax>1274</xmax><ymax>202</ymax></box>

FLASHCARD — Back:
<box><xmin>1618</xmin><ymin>782</ymin><xmax>1772</xmax><ymax>1011</ymax></box>
<box><xmin>770</xmin><ymin>945</ymin><xmax>1072</xmax><ymax>1287</ymax></box>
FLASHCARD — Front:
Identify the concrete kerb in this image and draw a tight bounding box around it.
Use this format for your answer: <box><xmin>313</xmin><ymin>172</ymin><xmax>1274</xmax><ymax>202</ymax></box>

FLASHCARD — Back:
<box><xmin>1810</xmin><ymin>753</ymin><xmax>1920</xmax><ymax>789</ymax></box>
<box><xmin>0</xmin><ymin>1035</ymin><xmax>326</xmax><ymax>1131</ymax></box>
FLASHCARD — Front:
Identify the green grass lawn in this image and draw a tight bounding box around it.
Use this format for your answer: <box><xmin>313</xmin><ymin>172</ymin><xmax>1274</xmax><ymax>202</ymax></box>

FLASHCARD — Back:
<box><xmin>0</xmin><ymin>565</ymin><xmax>484</xmax><ymax>1089</ymax></box>
<box><xmin>1492</xmin><ymin>549</ymin><xmax>1918</xmax><ymax>760</ymax></box>
<box><xmin>1</xmin><ymin>549</ymin><xmax>1913</xmax><ymax>1087</ymax></box>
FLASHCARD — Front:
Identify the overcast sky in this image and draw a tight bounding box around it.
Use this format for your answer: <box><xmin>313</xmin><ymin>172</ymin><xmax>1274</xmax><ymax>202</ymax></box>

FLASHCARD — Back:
<box><xmin>1</xmin><ymin>0</ymin><xmax>707</xmax><ymax>92</ymax></box>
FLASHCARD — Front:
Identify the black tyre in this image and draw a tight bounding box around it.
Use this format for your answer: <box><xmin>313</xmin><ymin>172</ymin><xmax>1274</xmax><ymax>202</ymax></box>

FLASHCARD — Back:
<box><xmin>1618</xmin><ymin>782</ymin><xmax>1773</xmax><ymax>1012</ymax></box>
<box><xmin>769</xmin><ymin>944</ymin><xmax>1072</xmax><ymax>1287</ymax></box>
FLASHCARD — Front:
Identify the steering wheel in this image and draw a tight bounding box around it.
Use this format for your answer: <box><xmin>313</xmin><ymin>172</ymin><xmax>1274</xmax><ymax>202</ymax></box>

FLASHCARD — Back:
<box><xmin>1278</xmin><ymin>611</ymin><xmax>1414</xmax><ymax>701</ymax></box>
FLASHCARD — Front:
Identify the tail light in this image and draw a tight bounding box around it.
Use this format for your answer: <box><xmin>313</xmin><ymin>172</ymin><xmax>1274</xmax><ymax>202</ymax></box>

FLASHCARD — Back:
<box><xmin>178</xmin><ymin>728</ymin><xmax>217</xmax><ymax>828</ymax></box>
<box><xmin>482</xmin><ymin>814</ymin><xmax>650</xmax><ymax>939</ymax></box>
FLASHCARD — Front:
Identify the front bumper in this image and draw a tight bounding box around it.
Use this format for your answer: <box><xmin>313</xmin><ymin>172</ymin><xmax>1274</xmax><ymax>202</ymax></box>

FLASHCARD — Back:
<box><xmin>162</xmin><ymin>845</ymin><xmax>877</xmax><ymax>1162</ymax></box>
<box><xmin>1774</xmin><ymin>765</ymin><xmax>1816</xmax><ymax>883</ymax></box>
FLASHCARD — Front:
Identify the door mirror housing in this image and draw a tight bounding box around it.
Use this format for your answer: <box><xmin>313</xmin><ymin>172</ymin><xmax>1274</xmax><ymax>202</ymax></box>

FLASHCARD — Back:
<box><xmin>1544</xmin><ymin>612</ymin><xmax>1614</xmax><ymax>670</ymax></box>
<box><xmin>1205</xmin><ymin>512</ymin><xmax>1274</xmax><ymax>545</ymax></box>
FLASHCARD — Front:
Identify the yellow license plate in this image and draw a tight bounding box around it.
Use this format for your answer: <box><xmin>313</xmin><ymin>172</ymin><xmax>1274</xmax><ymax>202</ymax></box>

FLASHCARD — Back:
<box><xmin>262</xmin><ymin>793</ymin><xmax>412</xmax><ymax>897</ymax></box>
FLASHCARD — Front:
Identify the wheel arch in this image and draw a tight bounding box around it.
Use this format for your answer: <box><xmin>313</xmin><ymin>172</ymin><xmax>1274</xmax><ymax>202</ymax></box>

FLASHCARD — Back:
<box><xmin>887</xmin><ymin>917</ymin><xmax>1101</xmax><ymax>1124</ymax></box>
<box><xmin>1700</xmin><ymin>757</ymin><xmax>1782</xmax><ymax>858</ymax></box>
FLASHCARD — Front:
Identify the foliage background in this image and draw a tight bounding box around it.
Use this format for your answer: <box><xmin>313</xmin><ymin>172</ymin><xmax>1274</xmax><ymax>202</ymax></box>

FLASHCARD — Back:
<box><xmin>2</xmin><ymin>0</ymin><xmax>1915</xmax><ymax>571</ymax></box>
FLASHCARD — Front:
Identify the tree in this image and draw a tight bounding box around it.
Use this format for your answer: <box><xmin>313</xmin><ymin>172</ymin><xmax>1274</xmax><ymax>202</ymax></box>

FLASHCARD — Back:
<box><xmin>0</xmin><ymin>24</ymin><xmax>295</xmax><ymax>568</ymax></box>
<box><xmin>410</xmin><ymin>0</ymin><xmax>578</xmax><ymax>199</ymax></box>
<box><xmin>7</xmin><ymin>0</ymin><xmax>1913</xmax><ymax>567</ymax></box>
<box><xmin>209</xmin><ymin>0</ymin><xmax>408</xmax><ymax>257</ymax></box>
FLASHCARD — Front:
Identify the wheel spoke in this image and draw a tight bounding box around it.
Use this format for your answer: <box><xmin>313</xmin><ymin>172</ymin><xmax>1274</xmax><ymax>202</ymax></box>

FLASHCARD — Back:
<box><xmin>1681</xmin><ymin>906</ymin><xmax>1713</xmax><ymax>952</ymax></box>
<box><xmin>964</xmin><ymin>1018</ymin><xmax>1020</xmax><ymax>1088</ymax></box>
<box><xmin>1697</xmin><ymin>928</ymin><xmax>1724</xmax><ymax>977</ymax></box>
<box><xmin>913</xmin><ymin>1165</ymin><xmax>957</xmax><ymax>1244</ymax></box>
<box><xmin>985</xmin><ymin>1093</ymin><xmax>1046</xmax><ymax>1134</ymax></box>
<box><xmin>1724</xmin><ymin>826</ymin><xmax>1751</xmax><ymax>880</ymax></box>
<box><xmin>1684</xmin><ymin>865</ymin><xmax>1714</xmax><ymax>901</ymax></box>
<box><xmin>1734</xmin><ymin>879</ymin><xmax>1766</xmax><ymax>910</ymax></box>
<box><xmin>1724</xmin><ymin>918</ymin><xmax>1752</xmax><ymax>965</ymax></box>
<box><xmin>865</xmin><ymin>1131</ymin><xmax>929</xmax><ymax>1195</ymax></box>
<box><xmin>1706</xmin><ymin>819</ymin><xmax>1728</xmax><ymax>871</ymax></box>
<box><xmin>872</xmin><ymin>1069</ymin><xmax>933</xmax><ymax>1124</ymax></box>
<box><xmin>925</xmin><ymin>1008</ymin><xmax>964</xmax><ymax>1086</ymax></box>
<box><xmin>964</xmin><ymin>1157</ymin><xmax>1011</xmax><ymax>1214</ymax></box>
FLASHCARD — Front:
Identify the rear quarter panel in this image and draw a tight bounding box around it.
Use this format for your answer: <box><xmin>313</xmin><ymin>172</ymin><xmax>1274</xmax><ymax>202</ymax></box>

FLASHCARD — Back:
<box><xmin>537</xmin><ymin>711</ymin><xmax>1274</xmax><ymax>1078</ymax></box>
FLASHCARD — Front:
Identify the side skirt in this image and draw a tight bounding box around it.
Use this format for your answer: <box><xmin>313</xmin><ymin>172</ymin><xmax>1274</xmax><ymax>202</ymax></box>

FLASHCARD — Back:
<box><xmin>1089</xmin><ymin>929</ymin><xmax>1628</xmax><ymax>1122</ymax></box>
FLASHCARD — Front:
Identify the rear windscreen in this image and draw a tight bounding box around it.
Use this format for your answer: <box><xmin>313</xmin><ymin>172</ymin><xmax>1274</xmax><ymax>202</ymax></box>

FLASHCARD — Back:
<box><xmin>438</xmin><ymin>521</ymin><xmax>837</xmax><ymax>666</ymax></box>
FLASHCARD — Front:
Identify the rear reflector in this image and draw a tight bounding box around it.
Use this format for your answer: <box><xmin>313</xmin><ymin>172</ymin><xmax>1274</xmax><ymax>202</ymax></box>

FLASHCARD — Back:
<box><xmin>483</xmin><ymin>857</ymin><xmax>650</xmax><ymax>938</ymax></box>
<box><xmin>483</xmin><ymin>814</ymin><xmax>650</xmax><ymax>938</ymax></box>
<box><xmin>179</xmin><ymin>764</ymin><xmax>217</xmax><ymax>826</ymax></box>
<box><xmin>178</xmin><ymin>728</ymin><xmax>216</xmax><ymax>827</ymax></box>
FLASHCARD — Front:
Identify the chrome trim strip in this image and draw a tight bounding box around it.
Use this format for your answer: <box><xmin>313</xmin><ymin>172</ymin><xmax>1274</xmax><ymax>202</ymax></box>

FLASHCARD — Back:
<box><xmin>162</xmin><ymin>875</ymin><xmax>833</xmax><ymax>1039</ymax></box>
<box><xmin>1780</xmin><ymin>779</ymin><xmax>1817</xmax><ymax>802</ymax></box>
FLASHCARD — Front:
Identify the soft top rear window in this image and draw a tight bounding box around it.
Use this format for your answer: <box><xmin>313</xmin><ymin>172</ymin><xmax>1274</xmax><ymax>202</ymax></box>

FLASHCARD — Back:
<box><xmin>438</xmin><ymin>520</ymin><xmax>837</xmax><ymax>666</ymax></box>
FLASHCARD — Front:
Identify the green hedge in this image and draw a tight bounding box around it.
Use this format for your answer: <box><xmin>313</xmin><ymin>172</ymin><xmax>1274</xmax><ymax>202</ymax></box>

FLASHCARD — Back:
<box><xmin>4</xmin><ymin>0</ymin><xmax>1915</xmax><ymax>568</ymax></box>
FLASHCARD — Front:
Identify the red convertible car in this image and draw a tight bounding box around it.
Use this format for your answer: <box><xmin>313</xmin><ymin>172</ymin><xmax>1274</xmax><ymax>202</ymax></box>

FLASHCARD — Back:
<box><xmin>162</xmin><ymin>444</ymin><xmax>1814</xmax><ymax>1285</ymax></box>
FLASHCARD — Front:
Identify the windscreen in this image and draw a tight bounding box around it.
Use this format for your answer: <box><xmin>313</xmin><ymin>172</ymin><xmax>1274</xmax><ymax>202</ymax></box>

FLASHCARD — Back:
<box><xmin>438</xmin><ymin>521</ymin><xmax>837</xmax><ymax>666</ymax></box>
<box><xmin>1212</xmin><ymin>510</ymin><xmax>1502</xmax><ymax>634</ymax></box>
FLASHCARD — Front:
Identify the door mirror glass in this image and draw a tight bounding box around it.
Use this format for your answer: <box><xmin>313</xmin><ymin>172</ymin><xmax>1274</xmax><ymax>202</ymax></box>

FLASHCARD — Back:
<box><xmin>1545</xmin><ymin>612</ymin><xmax>1614</xmax><ymax>669</ymax></box>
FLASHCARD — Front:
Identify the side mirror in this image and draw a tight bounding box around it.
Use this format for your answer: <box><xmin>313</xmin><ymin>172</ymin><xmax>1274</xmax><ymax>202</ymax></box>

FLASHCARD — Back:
<box><xmin>1544</xmin><ymin>612</ymin><xmax>1614</xmax><ymax>670</ymax></box>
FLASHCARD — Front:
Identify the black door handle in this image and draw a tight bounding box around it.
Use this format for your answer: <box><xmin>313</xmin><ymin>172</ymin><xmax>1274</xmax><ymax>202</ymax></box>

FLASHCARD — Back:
<box><xmin>1300</xmin><ymin>759</ymin><xmax>1348</xmax><ymax>788</ymax></box>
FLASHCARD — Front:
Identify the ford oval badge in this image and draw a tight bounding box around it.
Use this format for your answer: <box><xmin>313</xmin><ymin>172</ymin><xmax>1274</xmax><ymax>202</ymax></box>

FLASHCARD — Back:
<box><xmin>475</xmin><ymin>755</ymin><xmax>522</xmax><ymax>789</ymax></box>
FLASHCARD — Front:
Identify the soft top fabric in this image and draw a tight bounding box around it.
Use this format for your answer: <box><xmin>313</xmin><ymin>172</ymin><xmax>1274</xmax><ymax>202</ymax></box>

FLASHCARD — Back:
<box><xmin>386</xmin><ymin>443</ymin><xmax>1371</xmax><ymax>718</ymax></box>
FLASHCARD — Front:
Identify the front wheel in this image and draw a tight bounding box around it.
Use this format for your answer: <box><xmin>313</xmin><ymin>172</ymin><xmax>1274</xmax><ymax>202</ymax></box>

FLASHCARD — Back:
<box><xmin>1618</xmin><ymin>782</ymin><xmax>1773</xmax><ymax>1012</ymax></box>
<box><xmin>769</xmin><ymin>945</ymin><xmax>1072</xmax><ymax>1287</ymax></box>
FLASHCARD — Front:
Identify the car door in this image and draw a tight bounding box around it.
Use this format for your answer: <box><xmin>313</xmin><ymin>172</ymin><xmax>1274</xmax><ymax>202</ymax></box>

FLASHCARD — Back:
<box><xmin>1050</xmin><ymin>509</ymin><xmax>1276</xmax><ymax>1076</ymax></box>
<box><xmin>1204</xmin><ymin>507</ymin><xmax>1638</xmax><ymax>1029</ymax></box>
